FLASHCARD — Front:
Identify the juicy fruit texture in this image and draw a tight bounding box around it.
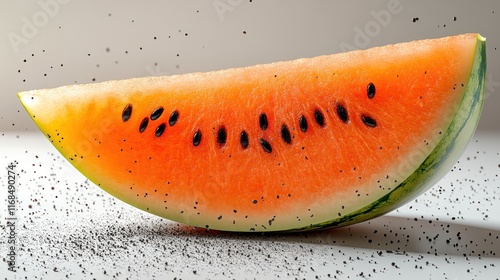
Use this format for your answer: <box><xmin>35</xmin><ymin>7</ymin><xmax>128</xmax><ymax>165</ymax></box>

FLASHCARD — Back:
<box><xmin>18</xmin><ymin>34</ymin><xmax>486</xmax><ymax>232</ymax></box>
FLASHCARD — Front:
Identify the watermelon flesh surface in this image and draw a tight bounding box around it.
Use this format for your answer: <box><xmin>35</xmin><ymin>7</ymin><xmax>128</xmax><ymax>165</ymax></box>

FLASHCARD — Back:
<box><xmin>18</xmin><ymin>34</ymin><xmax>486</xmax><ymax>232</ymax></box>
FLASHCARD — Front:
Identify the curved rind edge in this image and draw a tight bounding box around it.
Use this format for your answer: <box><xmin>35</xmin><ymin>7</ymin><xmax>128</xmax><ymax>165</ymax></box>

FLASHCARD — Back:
<box><xmin>291</xmin><ymin>34</ymin><xmax>487</xmax><ymax>232</ymax></box>
<box><xmin>16</xmin><ymin>35</ymin><xmax>487</xmax><ymax>233</ymax></box>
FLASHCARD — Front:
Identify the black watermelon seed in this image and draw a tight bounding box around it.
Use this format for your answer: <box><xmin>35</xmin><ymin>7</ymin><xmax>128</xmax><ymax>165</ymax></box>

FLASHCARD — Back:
<box><xmin>193</xmin><ymin>130</ymin><xmax>202</xmax><ymax>146</ymax></box>
<box><xmin>314</xmin><ymin>109</ymin><xmax>325</xmax><ymax>127</ymax></box>
<box><xmin>139</xmin><ymin>117</ymin><xmax>149</xmax><ymax>133</ymax></box>
<box><xmin>336</xmin><ymin>104</ymin><xmax>349</xmax><ymax>123</ymax></box>
<box><xmin>259</xmin><ymin>139</ymin><xmax>272</xmax><ymax>153</ymax></box>
<box><xmin>367</xmin><ymin>82</ymin><xmax>376</xmax><ymax>99</ymax></box>
<box><xmin>281</xmin><ymin>124</ymin><xmax>292</xmax><ymax>144</ymax></box>
<box><xmin>150</xmin><ymin>107</ymin><xmax>164</xmax><ymax>120</ymax></box>
<box><xmin>240</xmin><ymin>131</ymin><xmax>249</xmax><ymax>149</ymax></box>
<box><xmin>217</xmin><ymin>126</ymin><xmax>227</xmax><ymax>146</ymax></box>
<box><xmin>362</xmin><ymin>115</ymin><xmax>377</xmax><ymax>127</ymax></box>
<box><xmin>155</xmin><ymin>123</ymin><xmax>166</xmax><ymax>137</ymax></box>
<box><xmin>169</xmin><ymin>110</ymin><xmax>179</xmax><ymax>126</ymax></box>
<box><xmin>299</xmin><ymin>115</ymin><xmax>308</xmax><ymax>132</ymax></box>
<box><xmin>259</xmin><ymin>113</ymin><xmax>268</xmax><ymax>131</ymax></box>
<box><xmin>122</xmin><ymin>104</ymin><xmax>132</xmax><ymax>122</ymax></box>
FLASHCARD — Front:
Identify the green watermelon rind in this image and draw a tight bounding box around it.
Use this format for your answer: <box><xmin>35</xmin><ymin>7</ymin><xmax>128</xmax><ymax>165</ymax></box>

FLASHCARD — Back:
<box><xmin>291</xmin><ymin>34</ymin><xmax>486</xmax><ymax>232</ymax></box>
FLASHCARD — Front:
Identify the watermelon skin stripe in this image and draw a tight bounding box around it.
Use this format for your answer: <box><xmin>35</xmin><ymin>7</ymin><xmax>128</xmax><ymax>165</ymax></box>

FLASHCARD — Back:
<box><xmin>292</xmin><ymin>35</ymin><xmax>486</xmax><ymax>232</ymax></box>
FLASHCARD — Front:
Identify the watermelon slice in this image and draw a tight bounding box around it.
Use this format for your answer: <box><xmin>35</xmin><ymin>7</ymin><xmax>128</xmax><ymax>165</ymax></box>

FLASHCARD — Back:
<box><xmin>18</xmin><ymin>33</ymin><xmax>486</xmax><ymax>232</ymax></box>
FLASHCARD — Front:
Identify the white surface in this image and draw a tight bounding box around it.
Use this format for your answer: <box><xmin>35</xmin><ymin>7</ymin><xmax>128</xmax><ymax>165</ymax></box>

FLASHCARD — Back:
<box><xmin>0</xmin><ymin>132</ymin><xmax>499</xmax><ymax>279</ymax></box>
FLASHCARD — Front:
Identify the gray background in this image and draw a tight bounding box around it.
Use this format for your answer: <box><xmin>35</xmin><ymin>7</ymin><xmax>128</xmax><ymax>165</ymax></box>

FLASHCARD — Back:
<box><xmin>1</xmin><ymin>0</ymin><xmax>499</xmax><ymax>132</ymax></box>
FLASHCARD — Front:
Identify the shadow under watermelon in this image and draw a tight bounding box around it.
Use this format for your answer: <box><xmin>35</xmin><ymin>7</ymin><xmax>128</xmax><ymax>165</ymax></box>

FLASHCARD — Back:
<box><xmin>170</xmin><ymin>214</ymin><xmax>500</xmax><ymax>259</ymax></box>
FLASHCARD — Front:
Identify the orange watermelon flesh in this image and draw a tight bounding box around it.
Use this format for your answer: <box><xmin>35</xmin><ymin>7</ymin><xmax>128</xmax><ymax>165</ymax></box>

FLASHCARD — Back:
<box><xmin>18</xmin><ymin>33</ymin><xmax>486</xmax><ymax>232</ymax></box>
